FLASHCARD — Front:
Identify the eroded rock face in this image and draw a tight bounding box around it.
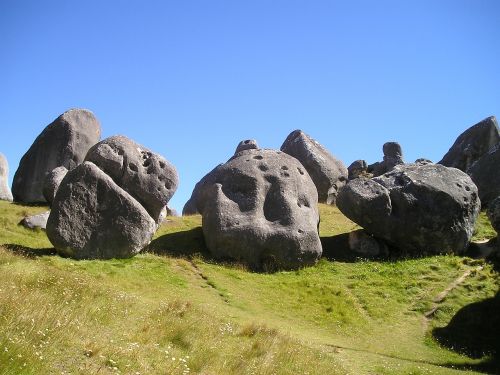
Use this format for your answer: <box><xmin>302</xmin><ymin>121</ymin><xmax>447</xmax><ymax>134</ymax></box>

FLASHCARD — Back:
<box><xmin>47</xmin><ymin>136</ymin><xmax>179</xmax><ymax>259</ymax></box>
<box><xmin>43</xmin><ymin>166</ymin><xmax>68</xmax><ymax>205</ymax></box>
<box><xmin>235</xmin><ymin>139</ymin><xmax>258</xmax><ymax>154</ymax></box>
<box><xmin>439</xmin><ymin>116</ymin><xmax>500</xmax><ymax>172</ymax></box>
<box><xmin>368</xmin><ymin>142</ymin><xmax>405</xmax><ymax>177</ymax></box>
<box><xmin>348</xmin><ymin>160</ymin><xmax>368</xmax><ymax>180</ymax></box>
<box><xmin>0</xmin><ymin>153</ymin><xmax>13</xmax><ymax>201</ymax></box>
<box><xmin>468</xmin><ymin>144</ymin><xmax>500</xmax><ymax>206</ymax></box>
<box><xmin>12</xmin><ymin>109</ymin><xmax>101</xmax><ymax>203</ymax></box>
<box><xmin>337</xmin><ymin>163</ymin><xmax>480</xmax><ymax>255</ymax></box>
<box><xmin>192</xmin><ymin>148</ymin><xmax>322</xmax><ymax>270</ymax></box>
<box><xmin>281</xmin><ymin>130</ymin><xmax>347</xmax><ymax>205</ymax></box>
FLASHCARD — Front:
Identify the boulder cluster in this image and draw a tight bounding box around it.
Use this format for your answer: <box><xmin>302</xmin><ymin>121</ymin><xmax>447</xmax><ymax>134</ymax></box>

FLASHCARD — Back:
<box><xmin>3</xmin><ymin>112</ymin><xmax>500</xmax><ymax>268</ymax></box>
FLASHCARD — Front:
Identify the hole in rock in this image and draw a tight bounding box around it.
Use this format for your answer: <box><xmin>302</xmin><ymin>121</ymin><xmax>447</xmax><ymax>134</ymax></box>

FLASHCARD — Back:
<box><xmin>259</xmin><ymin>164</ymin><xmax>269</xmax><ymax>172</ymax></box>
<box><xmin>129</xmin><ymin>163</ymin><xmax>138</xmax><ymax>172</ymax></box>
<box><xmin>253</xmin><ymin>155</ymin><xmax>263</xmax><ymax>160</ymax></box>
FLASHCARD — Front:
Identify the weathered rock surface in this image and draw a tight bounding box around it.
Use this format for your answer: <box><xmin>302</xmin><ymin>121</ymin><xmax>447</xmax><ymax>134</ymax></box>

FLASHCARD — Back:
<box><xmin>43</xmin><ymin>166</ymin><xmax>68</xmax><ymax>205</ymax></box>
<box><xmin>439</xmin><ymin>116</ymin><xmax>500</xmax><ymax>172</ymax></box>
<box><xmin>235</xmin><ymin>139</ymin><xmax>258</xmax><ymax>154</ymax></box>
<box><xmin>183</xmin><ymin>163</ymin><xmax>223</xmax><ymax>216</ymax></box>
<box><xmin>487</xmin><ymin>196</ymin><xmax>500</xmax><ymax>233</ymax></box>
<box><xmin>415</xmin><ymin>158</ymin><xmax>433</xmax><ymax>165</ymax></box>
<box><xmin>281</xmin><ymin>130</ymin><xmax>347</xmax><ymax>205</ymax></box>
<box><xmin>0</xmin><ymin>153</ymin><xmax>13</xmax><ymax>201</ymax></box>
<box><xmin>85</xmin><ymin>136</ymin><xmax>178</xmax><ymax>222</ymax></box>
<box><xmin>368</xmin><ymin>142</ymin><xmax>405</xmax><ymax>177</ymax></box>
<box><xmin>12</xmin><ymin>109</ymin><xmax>101</xmax><ymax>203</ymax></box>
<box><xmin>468</xmin><ymin>144</ymin><xmax>500</xmax><ymax>206</ymax></box>
<box><xmin>337</xmin><ymin>163</ymin><xmax>480</xmax><ymax>255</ymax></box>
<box><xmin>46</xmin><ymin>162</ymin><xmax>157</xmax><ymax>259</ymax></box>
<box><xmin>192</xmin><ymin>148</ymin><xmax>322</xmax><ymax>270</ymax></box>
<box><xmin>348</xmin><ymin>160</ymin><xmax>368</xmax><ymax>180</ymax></box>
<box><xmin>19</xmin><ymin>211</ymin><xmax>50</xmax><ymax>230</ymax></box>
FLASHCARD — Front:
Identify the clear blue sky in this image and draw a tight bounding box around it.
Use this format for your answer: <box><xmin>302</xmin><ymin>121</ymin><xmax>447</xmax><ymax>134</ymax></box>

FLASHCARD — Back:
<box><xmin>1</xmin><ymin>0</ymin><xmax>499</xmax><ymax>211</ymax></box>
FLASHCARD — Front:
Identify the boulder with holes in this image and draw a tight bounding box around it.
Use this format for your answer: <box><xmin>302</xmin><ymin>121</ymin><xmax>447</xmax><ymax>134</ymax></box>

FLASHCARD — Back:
<box><xmin>439</xmin><ymin>116</ymin><xmax>500</xmax><ymax>172</ymax></box>
<box><xmin>46</xmin><ymin>136</ymin><xmax>178</xmax><ymax>259</ymax></box>
<box><xmin>12</xmin><ymin>108</ymin><xmax>101</xmax><ymax>203</ymax></box>
<box><xmin>280</xmin><ymin>130</ymin><xmax>347</xmax><ymax>205</ymax></box>
<box><xmin>0</xmin><ymin>153</ymin><xmax>13</xmax><ymax>201</ymax></box>
<box><xmin>191</xmin><ymin>148</ymin><xmax>322</xmax><ymax>270</ymax></box>
<box><xmin>337</xmin><ymin>163</ymin><xmax>480</xmax><ymax>255</ymax></box>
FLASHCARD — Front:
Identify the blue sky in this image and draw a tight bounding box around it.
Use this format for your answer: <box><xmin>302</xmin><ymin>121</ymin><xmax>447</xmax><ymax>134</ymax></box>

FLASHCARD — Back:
<box><xmin>1</xmin><ymin>0</ymin><xmax>499</xmax><ymax>211</ymax></box>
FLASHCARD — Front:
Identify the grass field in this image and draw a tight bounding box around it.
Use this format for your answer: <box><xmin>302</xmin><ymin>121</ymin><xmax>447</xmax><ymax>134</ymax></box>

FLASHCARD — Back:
<box><xmin>0</xmin><ymin>201</ymin><xmax>498</xmax><ymax>374</ymax></box>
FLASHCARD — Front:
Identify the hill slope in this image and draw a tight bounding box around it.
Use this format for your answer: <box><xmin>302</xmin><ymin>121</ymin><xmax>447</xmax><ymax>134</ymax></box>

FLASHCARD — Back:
<box><xmin>0</xmin><ymin>202</ymin><xmax>498</xmax><ymax>375</ymax></box>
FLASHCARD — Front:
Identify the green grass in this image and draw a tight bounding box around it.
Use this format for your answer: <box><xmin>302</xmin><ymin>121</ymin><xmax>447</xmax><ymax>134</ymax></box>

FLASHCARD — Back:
<box><xmin>0</xmin><ymin>201</ymin><xmax>498</xmax><ymax>374</ymax></box>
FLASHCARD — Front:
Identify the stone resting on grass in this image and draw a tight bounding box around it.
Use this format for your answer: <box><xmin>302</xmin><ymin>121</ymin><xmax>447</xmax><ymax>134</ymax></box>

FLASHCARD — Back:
<box><xmin>337</xmin><ymin>163</ymin><xmax>480</xmax><ymax>255</ymax></box>
<box><xmin>189</xmin><ymin>147</ymin><xmax>322</xmax><ymax>270</ymax></box>
<box><xmin>12</xmin><ymin>108</ymin><xmax>101</xmax><ymax>203</ymax></box>
<box><xmin>0</xmin><ymin>153</ymin><xmax>13</xmax><ymax>201</ymax></box>
<box><xmin>46</xmin><ymin>136</ymin><xmax>179</xmax><ymax>259</ymax></box>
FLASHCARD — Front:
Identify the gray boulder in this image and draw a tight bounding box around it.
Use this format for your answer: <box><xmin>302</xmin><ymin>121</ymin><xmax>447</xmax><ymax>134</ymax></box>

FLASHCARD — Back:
<box><xmin>0</xmin><ymin>153</ymin><xmax>13</xmax><ymax>201</ymax></box>
<box><xmin>337</xmin><ymin>163</ymin><xmax>480</xmax><ymax>255</ymax></box>
<box><xmin>193</xmin><ymin>148</ymin><xmax>322</xmax><ymax>270</ymax></box>
<box><xmin>487</xmin><ymin>196</ymin><xmax>500</xmax><ymax>233</ymax></box>
<box><xmin>468</xmin><ymin>144</ymin><xmax>500</xmax><ymax>206</ymax></box>
<box><xmin>19</xmin><ymin>211</ymin><xmax>50</xmax><ymax>230</ymax></box>
<box><xmin>368</xmin><ymin>142</ymin><xmax>405</xmax><ymax>177</ymax></box>
<box><xmin>12</xmin><ymin>109</ymin><xmax>101</xmax><ymax>203</ymax></box>
<box><xmin>235</xmin><ymin>139</ymin><xmax>258</xmax><ymax>154</ymax></box>
<box><xmin>85</xmin><ymin>136</ymin><xmax>178</xmax><ymax>223</ymax></box>
<box><xmin>42</xmin><ymin>166</ymin><xmax>68</xmax><ymax>205</ymax></box>
<box><xmin>281</xmin><ymin>130</ymin><xmax>347</xmax><ymax>205</ymax></box>
<box><xmin>348</xmin><ymin>160</ymin><xmax>368</xmax><ymax>180</ymax></box>
<box><xmin>46</xmin><ymin>162</ymin><xmax>157</xmax><ymax>259</ymax></box>
<box><xmin>439</xmin><ymin>116</ymin><xmax>500</xmax><ymax>172</ymax></box>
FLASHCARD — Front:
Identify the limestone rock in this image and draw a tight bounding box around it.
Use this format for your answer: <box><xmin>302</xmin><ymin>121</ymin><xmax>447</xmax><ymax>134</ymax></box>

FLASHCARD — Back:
<box><xmin>281</xmin><ymin>130</ymin><xmax>347</xmax><ymax>205</ymax></box>
<box><xmin>368</xmin><ymin>141</ymin><xmax>405</xmax><ymax>177</ymax></box>
<box><xmin>337</xmin><ymin>163</ymin><xmax>480</xmax><ymax>255</ymax></box>
<box><xmin>192</xmin><ymin>148</ymin><xmax>322</xmax><ymax>270</ymax></box>
<box><xmin>19</xmin><ymin>211</ymin><xmax>50</xmax><ymax>230</ymax></box>
<box><xmin>0</xmin><ymin>153</ymin><xmax>13</xmax><ymax>201</ymax></box>
<box><xmin>439</xmin><ymin>116</ymin><xmax>500</xmax><ymax>172</ymax></box>
<box><xmin>42</xmin><ymin>166</ymin><xmax>68</xmax><ymax>205</ymax></box>
<box><xmin>12</xmin><ymin>109</ymin><xmax>101</xmax><ymax>203</ymax></box>
<box><xmin>468</xmin><ymin>144</ymin><xmax>500</xmax><ymax>206</ymax></box>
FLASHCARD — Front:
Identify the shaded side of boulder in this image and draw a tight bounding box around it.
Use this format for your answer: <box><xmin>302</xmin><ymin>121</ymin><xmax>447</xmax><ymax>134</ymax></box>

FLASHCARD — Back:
<box><xmin>0</xmin><ymin>153</ymin><xmax>13</xmax><ymax>201</ymax></box>
<box><xmin>85</xmin><ymin>136</ymin><xmax>179</xmax><ymax>222</ymax></box>
<box><xmin>46</xmin><ymin>162</ymin><xmax>157</xmax><ymax>259</ymax></box>
<box><xmin>281</xmin><ymin>130</ymin><xmax>347</xmax><ymax>205</ymax></box>
<box><xmin>182</xmin><ymin>163</ymin><xmax>223</xmax><ymax>216</ymax></box>
<box><xmin>439</xmin><ymin>116</ymin><xmax>500</xmax><ymax>172</ymax></box>
<box><xmin>337</xmin><ymin>163</ymin><xmax>480</xmax><ymax>255</ymax></box>
<box><xmin>19</xmin><ymin>211</ymin><xmax>50</xmax><ymax>230</ymax></box>
<box><xmin>12</xmin><ymin>109</ymin><xmax>101</xmax><ymax>203</ymax></box>
<box><xmin>468</xmin><ymin>144</ymin><xmax>500</xmax><ymax>206</ymax></box>
<box><xmin>42</xmin><ymin>166</ymin><xmax>68</xmax><ymax>205</ymax></box>
<box><xmin>487</xmin><ymin>196</ymin><xmax>500</xmax><ymax>233</ymax></box>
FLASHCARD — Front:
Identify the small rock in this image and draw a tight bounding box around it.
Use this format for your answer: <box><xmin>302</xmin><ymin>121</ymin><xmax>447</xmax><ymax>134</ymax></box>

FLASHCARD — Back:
<box><xmin>19</xmin><ymin>211</ymin><xmax>50</xmax><ymax>230</ymax></box>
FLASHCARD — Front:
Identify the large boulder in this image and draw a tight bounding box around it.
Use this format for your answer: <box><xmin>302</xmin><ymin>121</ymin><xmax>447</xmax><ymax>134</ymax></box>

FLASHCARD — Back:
<box><xmin>468</xmin><ymin>144</ymin><xmax>500</xmax><ymax>206</ymax></box>
<box><xmin>12</xmin><ymin>109</ymin><xmax>101</xmax><ymax>203</ymax></box>
<box><xmin>487</xmin><ymin>196</ymin><xmax>500</xmax><ymax>233</ymax></box>
<box><xmin>47</xmin><ymin>136</ymin><xmax>179</xmax><ymax>259</ymax></box>
<box><xmin>42</xmin><ymin>166</ymin><xmax>68</xmax><ymax>205</ymax></box>
<box><xmin>337</xmin><ymin>163</ymin><xmax>480</xmax><ymax>255</ymax></box>
<box><xmin>439</xmin><ymin>116</ymin><xmax>500</xmax><ymax>172</ymax></box>
<box><xmin>0</xmin><ymin>153</ymin><xmax>13</xmax><ymax>201</ymax></box>
<box><xmin>192</xmin><ymin>148</ymin><xmax>322</xmax><ymax>270</ymax></box>
<box><xmin>281</xmin><ymin>130</ymin><xmax>347</xmax><ymax>205</ymax></box>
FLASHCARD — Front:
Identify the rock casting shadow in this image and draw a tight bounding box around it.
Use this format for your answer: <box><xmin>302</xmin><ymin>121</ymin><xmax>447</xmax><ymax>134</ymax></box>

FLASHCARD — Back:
<box><xmin>432</xmin><ymin>291</ymin><xmax>500</xmax><ymax>374</ymax></box>
<box><xmin>4</xmin><ymin>243</ymin><xmax>56</xmax><ymax>258</ymax></box>
<box><xmin>147</xmin><ymin>227</ymin><xmax>209</xmax><ymax>258</ymax></box>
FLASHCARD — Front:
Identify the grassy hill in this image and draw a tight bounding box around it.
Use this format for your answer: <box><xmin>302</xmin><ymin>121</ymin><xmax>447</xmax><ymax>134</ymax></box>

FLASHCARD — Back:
<box><xmin>0</xmin><ymin>201</ymin><xmax>499</xmax><ymax>375</ymax></box>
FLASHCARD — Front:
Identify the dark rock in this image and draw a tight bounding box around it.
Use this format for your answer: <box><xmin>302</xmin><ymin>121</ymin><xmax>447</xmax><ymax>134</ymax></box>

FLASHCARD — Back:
<box><xmin>281</xmin><ymin>130</ymin><xmax>347</xmax><ymax>204</ymax></box>
<box><xmin>19</xmin><ymin>211</ymin><xmax>50</xmax><ymax>230</ymax></box>
<box><xmin>85</xmin><ymin>136</ymin><xmax>178</xmax><ymax>223</ymax></box>
<box><xmin>0</xmin><ymin>153</ymin><xmax>13</xmax><ymax>201</ymax></box>
<box><xmin>415</xmin><ymin>158</ymin><xmax>433</xmax><ymax>165</ymax></box>
<box><xmin>347</xmin><ymin>160</ymin><xmax>368</xmax><ymax>180</ymax></box>
<box><xmin>337</xmin><ymin>163</ymin><xmax>480</xmax><ymax>255</ymax></box>
<box><xmin>42</xmin><ymin>166</ymin><xmax>68</xmax><ymax>205</ymax></box>
<box><xmin>235</xmin><ymin>139</ymin><xmax>258</xmax><ymax>154</ymax></box>
<box><xmin>439</xmin><ymin>116</ymin><xmax>500</xmax><ymax>172</ymax></box>
<box><xmin>348</xmin><ymin>230</ymin><xmax>388</xmax><ymax>258</ymax></box>
<box><xmin>192</xmin><ymin>148</ymin><xmax>322</xmax><ymax>270</ymax></box>
<box><xmin>468</xmin><ymin>144</ymin><xmax>500</xmax><ymax>206</ymax></box>
<box><xmin>46</xmin><ymin>162</ymin><xmax>157</xmax><ymax>259</ymax></box>
<box><xmin>12</xmin><ymin>109</ymin><xmax>101</xmax><ymax>203</ymax></box>
<box><xmin>368</xmin><ymin>141</ymin><xmax>405</xmax><ymax>177</ymax></box>
<box><xmin>487</xmin><ymin>196</ymin><xmax>500</xmax><ymax>233</ymax></box>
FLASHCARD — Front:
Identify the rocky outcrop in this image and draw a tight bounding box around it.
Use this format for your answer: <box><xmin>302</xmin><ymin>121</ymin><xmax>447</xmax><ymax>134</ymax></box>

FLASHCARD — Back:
<box><xmin>0</xmin><ymin>153</ymin><xmax>13</xmax><ymax>201</ymax></box>
<box><xmin>46</xmin><ymin>136</ymin><xmax>178</xmax><ymax>259</ymax></box>
<box><xmin>337</xmin><ymin>163</ymin><xmax>480</xmax><ymax>255</ymax></box>
<box><xmin>12</xmin><ymin>109</ymin><xmax>101</xmax><ymax>203</ymax></box>
<box><xmin>439</xmin><ymin>116</ymin><xmax>500</xmax><ymax>172</ymax></box>
<box><xmin>281</xmin><ymin>130</ymin><xmax>347</xmax><ymax>204</ymax></box>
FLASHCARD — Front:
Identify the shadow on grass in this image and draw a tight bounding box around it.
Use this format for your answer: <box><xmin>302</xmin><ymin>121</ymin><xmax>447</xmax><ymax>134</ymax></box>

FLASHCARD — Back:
<box><xmin>432</xmin><ymin>291</ymin><xmax>500</xmax><ymax>374</ymax></box>
<box><xmin>3</xmin><ymin>243</ymin><xmax>57</xmax><ymax>257</ymax></box>
<box><xmin>321</xmin><ymin>230</ymin><xmax>392</xmax><ymax>262</ymax></box>
<box><xmin>146</xmin><ymin>227</ymin><xmax>209</xmax><ymax>258</ymax></box>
